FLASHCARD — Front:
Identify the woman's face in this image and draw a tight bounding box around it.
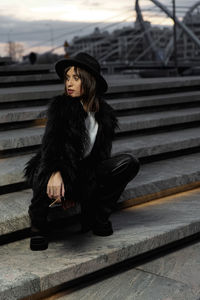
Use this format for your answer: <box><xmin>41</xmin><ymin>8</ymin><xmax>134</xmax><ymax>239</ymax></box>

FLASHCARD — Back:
<box><xmin>65</xmin><ymin>66</ymin><xmax>83</xmax><ymax>97</ymax></box>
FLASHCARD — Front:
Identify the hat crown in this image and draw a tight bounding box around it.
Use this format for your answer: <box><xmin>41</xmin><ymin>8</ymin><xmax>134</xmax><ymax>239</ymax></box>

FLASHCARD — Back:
<box><xmin>55</xmin><ymin>52</ymin><xmax>108</xmax><ymax>93</ymax></box>
<box><xmin>74</xmin><ymin>52</ymin><xmax>100</xmax><ymax>74</ymax></box>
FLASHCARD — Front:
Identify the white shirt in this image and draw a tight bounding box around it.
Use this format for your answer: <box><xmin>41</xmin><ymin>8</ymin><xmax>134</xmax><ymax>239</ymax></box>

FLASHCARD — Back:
<box><xmin>84</xmin><ymin>111</ymin><xmax>98</xmax><ymax>158</ymax></box>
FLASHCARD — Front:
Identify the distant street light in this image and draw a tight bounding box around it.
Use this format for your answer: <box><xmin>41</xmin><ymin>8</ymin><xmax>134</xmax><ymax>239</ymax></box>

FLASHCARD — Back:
<box><xmin>7</xmin><ymin>29</ymin><xmax>13</xmax><ymax>58</ymax></box>
<box><xmin>172</xmin><ymin>0</ymin><xmax>178</xmax><ymax>73</ymax></box>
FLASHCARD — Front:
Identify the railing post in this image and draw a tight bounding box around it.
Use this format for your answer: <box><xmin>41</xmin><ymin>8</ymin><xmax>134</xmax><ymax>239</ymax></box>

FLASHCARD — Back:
<box><xmin>172</xmin><ymin>0</ymin><xmax>178</xmax><ymax>74</ymax></box>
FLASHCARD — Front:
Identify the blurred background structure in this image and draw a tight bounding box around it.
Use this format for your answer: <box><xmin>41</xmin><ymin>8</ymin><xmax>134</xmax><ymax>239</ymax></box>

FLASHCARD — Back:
<box><xmin>2</xmin><ymin>0</ymin><xmax>200</xmax><ymax>77</ymax></box>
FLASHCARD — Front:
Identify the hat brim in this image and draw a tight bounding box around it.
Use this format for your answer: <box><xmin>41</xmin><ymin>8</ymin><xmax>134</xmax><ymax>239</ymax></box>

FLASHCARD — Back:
<box><xmin>55</xmin><ymin>58</ymin><xmax>108</xmax><ymax>94</ymax></box>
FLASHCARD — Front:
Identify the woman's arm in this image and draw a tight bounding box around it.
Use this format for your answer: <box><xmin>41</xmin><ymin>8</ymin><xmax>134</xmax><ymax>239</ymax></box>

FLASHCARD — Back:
<box><xmin>46</xmin><ymin>171</ymin><xmax>65</xmax><ymax>200</ymax></box>
<box><xmin>38</xmin><ymin>95</ymin><xmax>78</xmax><ymax>202</ymax></box>
<box><xmin>23</xmin><ymin>96</ymin><xmax>66</xmax><ymax>188</ymax></box>
<box><xmin>23</xmin><ymin>148</ymin><xmax>41</xmax><ymax>187</ymax></box>
<box><xmin>40</xmin><ymin>96</ymin><xmax>67</xmax><ymax>175</ymax></box>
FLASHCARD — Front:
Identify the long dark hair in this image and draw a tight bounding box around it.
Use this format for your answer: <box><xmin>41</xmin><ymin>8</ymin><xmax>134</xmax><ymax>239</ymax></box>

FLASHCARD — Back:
<box><xmin>64</xmin><ymin>66</ymin><xmax>100</xmax><ymax>112</ymax></box>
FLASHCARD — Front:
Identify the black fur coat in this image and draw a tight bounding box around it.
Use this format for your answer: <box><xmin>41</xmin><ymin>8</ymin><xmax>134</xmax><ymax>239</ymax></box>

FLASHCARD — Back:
<box><xmin>23</xmin><ymin>94</ymin><xmax>119</xmax><ymax>203</ymax></box>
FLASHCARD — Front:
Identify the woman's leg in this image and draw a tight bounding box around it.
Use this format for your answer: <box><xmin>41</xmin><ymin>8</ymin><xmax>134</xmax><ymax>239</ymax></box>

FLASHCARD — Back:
<box><xmin>29</xmin><ymin>189</ymin><xmax>50</xmax><ymax>231</ymax></box>
<box><xmin>73</xmin><ymin>158</ymin><xmax>98</xmax><ymax>232</ymax></box>
<box><xmin>28</xmin><ymin>172</ymin><xmax>51</xmax><ymax>250</ymax></box>
<box><xmin>92</xmin><ymin>153</ymin><xmax>140</xmax><ymax>235</ymax></box>
<box><xmin>28</xmin><ymin>172</ymin><xmax>51</xmax><ymax>231</ymax></box>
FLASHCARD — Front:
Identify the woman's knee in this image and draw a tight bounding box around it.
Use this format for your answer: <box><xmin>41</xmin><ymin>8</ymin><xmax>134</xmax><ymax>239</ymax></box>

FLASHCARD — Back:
<box><xmin>119</xmin><ymin>153</ymin><xmax>140</xmax><ymax>177</ymax></box>
<box><xmin>127</xmin><ymin>154</ymin><xmax>140</xmax><ymax>179</ymax></box>
<box><xmin>98</xmin><ymin>152</ymin><xmax>140</xmax><ymax>182</ymax></box>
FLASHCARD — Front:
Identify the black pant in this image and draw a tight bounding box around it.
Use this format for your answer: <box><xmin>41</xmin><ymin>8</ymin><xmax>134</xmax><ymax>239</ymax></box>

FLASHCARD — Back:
<box><xmin>29</xmin><ymin>152</ymin><xmax>140</xmax><ymax>230</ymax></box>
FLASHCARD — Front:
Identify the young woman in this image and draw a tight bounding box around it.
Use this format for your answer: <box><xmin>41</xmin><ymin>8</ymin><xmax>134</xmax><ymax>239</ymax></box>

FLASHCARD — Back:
<box><xmin>23</xmin><ymin>52</ymin><xmax>140</xmax><ymax>251</ymax></box>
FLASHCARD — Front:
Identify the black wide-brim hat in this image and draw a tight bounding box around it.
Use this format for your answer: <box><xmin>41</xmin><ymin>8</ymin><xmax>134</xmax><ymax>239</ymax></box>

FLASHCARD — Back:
<box><xmin>55</xmin><ymin>52</ymin><xmax>108</xmax><ymax>94</ymax></box>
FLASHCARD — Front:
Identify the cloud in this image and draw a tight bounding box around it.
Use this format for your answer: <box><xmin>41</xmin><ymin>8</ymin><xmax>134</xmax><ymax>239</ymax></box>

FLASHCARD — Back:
<box><xmin>0</xmin><ymin>15</ymin><xmax>91</xmax><ymax>43</ymax></box>
<box><xmin>0</xmin><ymin>14</ymin><xmax>134</xmax><ymax>56</ymax></box>
<box><xmin>80</xmin><ymin>0</ymin><xmax>101</xmax><ymax>6</ymax></box>
<box><xmin>0</xmin><ymin>0</ymin><xmax>133</xmax><ymax>22</ymax></box>
<box><xmin>1</xmin><ymin>0</ymin><xmax>197</xmax><ymax>57</ymax></box>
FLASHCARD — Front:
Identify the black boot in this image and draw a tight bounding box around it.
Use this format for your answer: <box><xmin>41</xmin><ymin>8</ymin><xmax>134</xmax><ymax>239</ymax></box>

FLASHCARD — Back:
<box><xmin>80</xmin><ymin>214</ymin><xmax>113</xmax><ymax>236</ymax></box>
<box><xmin>30</xmin><ymin>225</ymin><xmax>48</xmax><ymax>251</ymax></box>
<box><xmin>92</xmin><ymin>219</ymin><xmax>113</xmax><ymax>236</ymax></box>
<box><xmin>80</xmin><ymin>201</ymin><xmax>94</xmax><ymax>233</ymax></box>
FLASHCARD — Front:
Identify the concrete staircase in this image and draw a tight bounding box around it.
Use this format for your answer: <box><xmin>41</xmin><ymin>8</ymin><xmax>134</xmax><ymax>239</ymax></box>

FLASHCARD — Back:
<box><xmin>1</xmin><ymin>68</ymin><xmax>200</xmax><ymax>299</ymax></box>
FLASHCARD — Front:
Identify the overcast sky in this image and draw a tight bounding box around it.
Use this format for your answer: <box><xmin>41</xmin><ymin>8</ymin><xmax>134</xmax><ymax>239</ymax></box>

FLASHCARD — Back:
<box><xmin>0</xmin><ymin>0</ymin><xmax>199</xmax><ymax>57</ymax></box>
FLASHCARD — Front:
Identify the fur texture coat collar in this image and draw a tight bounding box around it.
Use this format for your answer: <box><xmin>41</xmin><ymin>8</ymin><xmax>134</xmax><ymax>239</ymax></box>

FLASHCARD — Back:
<box><xmin>23</xmin><ymin>93</ymin><xmax>119</xmax><ymax>202</ymax></box>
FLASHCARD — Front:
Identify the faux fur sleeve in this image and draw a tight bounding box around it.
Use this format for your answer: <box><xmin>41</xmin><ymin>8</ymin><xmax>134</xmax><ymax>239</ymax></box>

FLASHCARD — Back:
<box><xmin>23</xmin><ymin>96</ymin><xmax>66</xmax><ymax>187</ymax></box>
<box><xmin>39</xmin><ymin>95</ymin><xmax>69</xmax><ymax>176</ymax></box>
<box><xmin>23</xmin><ymin>148</ymin><xmax>41</xmax><ymax>187</ymax></box>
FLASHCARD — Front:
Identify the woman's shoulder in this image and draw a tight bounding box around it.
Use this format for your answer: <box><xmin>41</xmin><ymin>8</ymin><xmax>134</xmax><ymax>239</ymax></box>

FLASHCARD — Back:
<box><xmin>49</xmin><ymin>93</ymin><xmax>67</xmax><ymax>105</ymax></box>
<box><xmin>48</xmin><ymin>93</ymin><xmax>72</xmax><ymax>113</ymax></box>
<box><xmin>49</xmin><ymin>94</ymin><xmax>83</xmax><ymax>107</ymax></box>
<box><xmin>98</xmin><ymin>97</ymin><xmax>114</xmax><ymax>114</ymax></box>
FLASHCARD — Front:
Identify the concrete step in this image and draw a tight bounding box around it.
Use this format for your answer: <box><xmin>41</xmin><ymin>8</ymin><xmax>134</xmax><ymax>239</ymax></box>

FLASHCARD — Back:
<box><xmin>0</xmin><ymin>64</ymin><xmax>53</xmax><ymax>74</ymax></box>
<box><xmin>111</xmin><ymin>90</ymin><xmax>200</xmax><ymax>110</ymax></box>
<box><xmin>112</xmin><ymin>126</ymin><xmax>200</xmax><ymax>157</ymax></box>
<box><xmin>0</xmin><ymin>126</ymin><xmax>44</xmax><ymax>150</ymax></box>
<box><xmin>1</xmin><ymin>72</ymin><xmax>200</xmax><ymax>89</ymax></box>
<box><xmin>0</xmin><ymin>73</ymin><xmax>58</xmax><ymax>85</ymax></box>
<box><xmin>0</xmin><ymin>106</ymin><xmax>47</xmax><ymax>124</ymax></box>
<box><xmin>1</xmin><ymin>124</ymin><xmax>200</xmax><ymax>183</ymax></box>
<box><xmin>49</xmin><ymin>238</ymin><xmax>200</xmax><ymax>299</ymax></box>
<box><xmin>0</xmin><ymin>84</ymin><xmax>63</xmax><ymax>103</ymax></box>
<box><xmin>118</xmin><ymin>107</ymin><xmax>200</xmax><ymax>132</ymax></box>
<box><xmin>1</xmin><ymin>152</ymin><xmax>200</xmax><ymax>236</ymax></box>
<box><xmin>2</xmin><ymin>107</ymin><xmax>200</xmax><ymax>151</ymax></box>
<box><xmin>2</xmin><ymin>90</ymin><xmax>200</xmax><ymax>123</ymax></box>
<box><xmin>1</xmin><ymin>187</ymin><xmax>200</xmax><ymax>299</ymax></box>
<box><xmin>105</xmin><ymin>76</ymin><xmax>200</xmax><ymax>92</ymax></box>
<box><xmin>107</xmin><ymin>76</ymin><xmax>200</xmax><ymax>93</ymax></box>
<box><xmin>1</xmin><ymin>76</ymin><xmax>200</xmax><ymax>102</ymax></box>
<box><xmin>0</xmin><ymin>154</ymin><xmax>28</xmax><ymax>186</ymax></box>
<box><xmin>1</xmin><ymin>124</ymin><xmax>200</xmax><ymax>157</ymax></box>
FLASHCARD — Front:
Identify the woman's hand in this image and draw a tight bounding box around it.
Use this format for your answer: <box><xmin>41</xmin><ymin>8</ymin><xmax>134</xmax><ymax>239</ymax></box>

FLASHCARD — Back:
<box><xmin>47</xmin><ymin>171</ymin><xmax>65</xmax><ymax>203</ymax></box>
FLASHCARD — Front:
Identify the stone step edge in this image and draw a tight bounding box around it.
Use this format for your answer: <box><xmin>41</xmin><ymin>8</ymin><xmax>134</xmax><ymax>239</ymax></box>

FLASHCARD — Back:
<box><xmin>2</xmin><ymin>132</ymin><xmax>200</xmax><ymax>186</ymax></box>
<box><xmin>2</xmin><ymin>89</ymin><xmax>200</xmax><ymax>123</ymax></box>
<box><xmin>2</xmin><ymin>189</ymin><xmax>200</xmax><ymax>299</ymax></box>
<box><xmin>1</xmin><ymin>171</ymin><xmax>200</xmax><ymax>237</ymax></box>
<box><xmin>1</xmin><ymin>86</ymin><xmax>200</xmax><ymax>104</ymax></box>
<box><xmin>2</xmin><ymin>124</ymin><xmax>200</xmax><ymax>155</ymax></box>
<box><xmin>120</xmin><ymin>180</ymin><xmax>200</xmax><ymax>209</ymax></box>
<box><xmin>2</xmin><ymin>106</ymin><xmax>200</xmax><ymax>139</ymax></box>
<box><xmin>0</xmin><ymin>74</ymin><xmax>58</xmax><ymax>83</ymax></box>
<box><xmin>1</xmin><ymin>76</ymin><xmax>200</xmax><ymax>100</ymax></box>
<box><xmin>2</xmin><ymin>104</ymin><xmax>200</xmax><ymax>127</ymax></box>
<box><xmin>0</xmin><ymin>64</ymin><xmax>52</xmax><ymax>71</ymax></box>
<box><xmin>2</xmin><ymin>88</ymin><xmax>200</xmax><ymax>105</ymax></box>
